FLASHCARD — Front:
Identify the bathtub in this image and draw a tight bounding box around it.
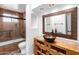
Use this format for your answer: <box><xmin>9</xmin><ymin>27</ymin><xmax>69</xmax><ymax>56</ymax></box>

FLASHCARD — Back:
<box><xmin>0</xmin><ymin>38</ymin><xmax>25</xmax><ymax>46</ymax></box>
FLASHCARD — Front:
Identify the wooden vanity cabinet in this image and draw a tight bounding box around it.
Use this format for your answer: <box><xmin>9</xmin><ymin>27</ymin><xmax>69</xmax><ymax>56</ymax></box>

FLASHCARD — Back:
<box><xmin>34</xmin><ymin>39</ymin><xmax>46</xmax><ymax>55</ymax></box>
<box><xmin>34</xmin><ymin>37</ymin><xmax>79</xmax><ymax>55</ymax></box>
<box><xmin>34</xmin><ymin>38</ymin><xmax>66</xmax><ymax>55</ymax></box>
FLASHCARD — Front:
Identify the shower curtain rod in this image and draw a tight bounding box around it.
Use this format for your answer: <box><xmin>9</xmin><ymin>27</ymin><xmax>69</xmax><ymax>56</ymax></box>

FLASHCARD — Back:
<box><xmin>0</xmin><ymin>15</ymin><xmax>25</xmax><ymax>20</ymax></box>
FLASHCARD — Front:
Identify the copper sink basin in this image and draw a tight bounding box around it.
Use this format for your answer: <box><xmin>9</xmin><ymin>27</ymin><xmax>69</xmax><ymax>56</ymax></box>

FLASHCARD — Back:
<box><xmin>43</xmin><ymin>35</ymin><xmax>56</xmax><ymax>43</ymax></box>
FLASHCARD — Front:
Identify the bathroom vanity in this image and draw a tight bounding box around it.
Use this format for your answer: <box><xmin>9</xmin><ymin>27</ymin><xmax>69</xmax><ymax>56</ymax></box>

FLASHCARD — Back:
<box><xmin>33</xmin><ymin>7</ymin><xmax>78</xmax><ymax>55</ymax></box>
<box><xmin>34</xmin><ymin>36</ymin><xmax>79</xmax><ymax>55</ymax></box>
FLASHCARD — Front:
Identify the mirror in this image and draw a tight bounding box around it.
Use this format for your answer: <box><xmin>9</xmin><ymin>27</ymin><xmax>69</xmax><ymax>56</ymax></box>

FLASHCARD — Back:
<box><xmin>45</xmin><ymin>13</ymin><xmax>71</xmax><ymax>35</ymax></box>
<box><xmin>43</xmin><ymin>7</ymin><xmax>77</xmax><ymax>40</ymax></box>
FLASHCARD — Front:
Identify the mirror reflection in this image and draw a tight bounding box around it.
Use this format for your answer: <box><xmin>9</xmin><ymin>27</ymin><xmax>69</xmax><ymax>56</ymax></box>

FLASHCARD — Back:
<box><xmin>44</xmin><ymin>13</ymin><xmax>71</xmax><ymax>35</ymax></box>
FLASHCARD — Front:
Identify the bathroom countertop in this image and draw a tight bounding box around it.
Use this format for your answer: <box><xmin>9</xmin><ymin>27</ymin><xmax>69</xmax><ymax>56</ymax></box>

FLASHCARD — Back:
<box><xmin>34</xmin><ymin>36</ymin><xmax>79</xmax><ymax>53</ymax></box>
<box><xmin>0</xmin><ymin>38</ymin><xmax>25</xmax><ymax>46</ymax></box>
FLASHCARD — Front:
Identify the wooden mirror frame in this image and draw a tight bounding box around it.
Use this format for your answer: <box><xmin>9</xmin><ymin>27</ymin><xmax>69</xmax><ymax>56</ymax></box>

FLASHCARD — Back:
<box><xmin>43</xmin><ymin>7</ymin><xmax>77</xmax><ymax>40</ymax></box>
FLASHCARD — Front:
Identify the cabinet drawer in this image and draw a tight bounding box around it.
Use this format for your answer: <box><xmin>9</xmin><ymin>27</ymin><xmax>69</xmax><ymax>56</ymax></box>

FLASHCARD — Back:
<box><xmin>50</xmin><ymin>45</ymin><xmax>66</xmax><ymax>54</ymax></box>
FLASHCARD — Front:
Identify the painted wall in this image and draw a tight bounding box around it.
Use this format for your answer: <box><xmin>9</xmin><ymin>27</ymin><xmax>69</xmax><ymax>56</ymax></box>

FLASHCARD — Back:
<box><xmin>26</xmin><ymin>5</ymin><xmax>39</xmax><ymax>55</ymax></box>
<box><xmin>26</xmin><ymin>5</ymin><xmax>33</xmax><ymax>54</ymax></box>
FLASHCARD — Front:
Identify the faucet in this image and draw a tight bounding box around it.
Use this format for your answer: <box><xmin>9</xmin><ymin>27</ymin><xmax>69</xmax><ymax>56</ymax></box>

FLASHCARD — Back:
<box><xmin>55</xmin><ymin>28</ymin><xmax>57</xmax><ymax>33</ymax></box>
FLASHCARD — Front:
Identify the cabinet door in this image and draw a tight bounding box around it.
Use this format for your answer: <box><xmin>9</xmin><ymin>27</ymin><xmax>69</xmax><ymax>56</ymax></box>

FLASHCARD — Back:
<box><xmin>67</xmin><ymin>50</ymin><xmax>79</xmax><ymax>55</ymax></box>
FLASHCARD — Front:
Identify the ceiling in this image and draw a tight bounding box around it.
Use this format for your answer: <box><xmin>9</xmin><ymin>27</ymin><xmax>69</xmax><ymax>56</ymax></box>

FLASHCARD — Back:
<box><xmin>0</xmin><ymin>4</ymin><xmax>26</xmax><ymax>13</ymax></box>
<box><xmin>32</xmin><ymin>4</ymin><xmax>77</xmax><ymax>14</ymax></box>
<box><xmin>32</xmin><ymin>4</ymin><xmax>56</xmax><ymax>14</ymax></box>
